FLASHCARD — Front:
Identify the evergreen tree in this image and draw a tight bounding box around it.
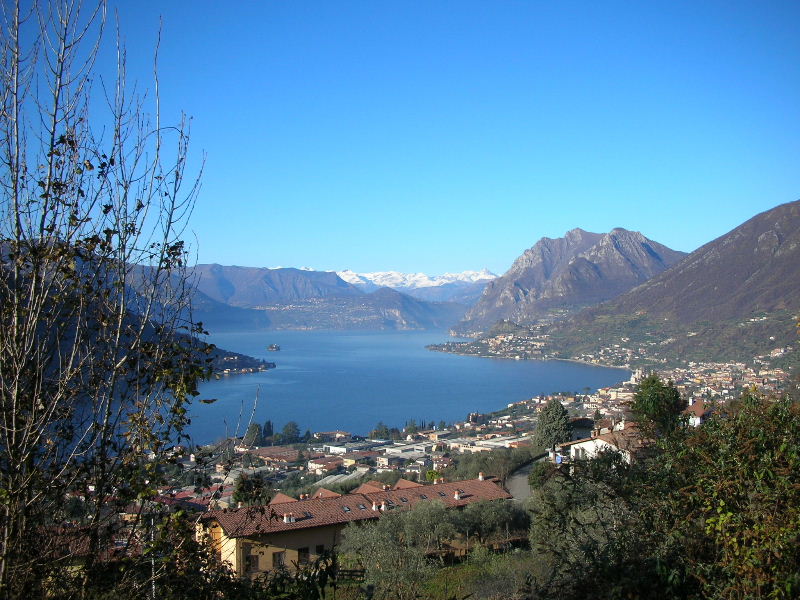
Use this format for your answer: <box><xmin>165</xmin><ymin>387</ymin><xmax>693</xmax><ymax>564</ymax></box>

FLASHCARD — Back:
<box><xmin>631</xmin><ymin>374</ymin><xmax>686</xmax><ymax>437</ymax></box>
<box><xmin>534</xmin><ymin>399</ymin><xmax>573</xmax><ymax>450</ymax></box>
<box><xmin>282</xmin><ymin>421</ymin><xmax>301</xmax><ymax>443</ymax></box>
<box><xmin>262</xmin><ymin>419</ymin><xmax>274</xmax><ymax>440</ymax></box>
<box><xmin>243</xmin><ymin>423</ymin><xmax>263</xmax><ymax>446</ymax></box>
<box><xmin>371</xmin><ymin>421</ymin><xmax>391</xmax><ymax>439</ymax></box>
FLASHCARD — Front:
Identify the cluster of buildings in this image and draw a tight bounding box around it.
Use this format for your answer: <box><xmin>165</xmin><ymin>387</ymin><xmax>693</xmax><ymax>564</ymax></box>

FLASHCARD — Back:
<box><xmin>197</xmin><ymin>474</ymin><xmax>511</xmax><ymax>579</ymax></box>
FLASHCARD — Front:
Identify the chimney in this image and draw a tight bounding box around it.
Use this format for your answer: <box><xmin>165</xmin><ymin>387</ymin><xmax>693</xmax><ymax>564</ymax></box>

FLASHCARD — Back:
<box><xmin>372</xmin><ymin>501</ymin><xmax>379</xmax><ymax>511</ymax></box>
<box><xmin>237</xmin><ymin>502</ymin><xmax>243</xmax><ymax>509</ymax></box>
<box><xmin>283</xmin><ymin>513</ymin><xmax>290</xmax><ymax>523</ymax></box>
<box><xmin>283</xmin><ymin>512</ymin><xmax>295</xmax><ymax>523</ymax></box>
<box><xmin>454</xmin><ymin>490</ymin><xmax>461</xmax><ymax>500</ymax></box>
<box><xmin>478</xmin><ymin>472</ymin><xmax>484</xmax><ymax>481</ymax></box>
<box><xmin>380</xmin><ymin>501</ymin><xmax>387</xmax><ymax>511</ymax></box>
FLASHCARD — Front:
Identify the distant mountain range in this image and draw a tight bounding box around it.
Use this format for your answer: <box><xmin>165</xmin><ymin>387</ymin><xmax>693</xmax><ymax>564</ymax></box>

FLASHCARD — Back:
<box><xmin>186</xmin><ymin>200</ymin><xmax>800</xmax><ymax>361</ymax></box>
<box><xmin>544</xmin><ymin>200</ymin><xmax>800</xmax><ymax>363</ymax></box>
<box><xmin>188</xmin><ymin>264</ymin><xmax>466</xmax><ymax>332</ymax></box>
<box><xmin>455</xmin><ymin>227</ymin><xmax>686</xmax><ymax>334</ymax></box>
<box><xmin>338</xmin><ymin>269</ymin><xmax>496</xmax><ymax>305</ymax></box>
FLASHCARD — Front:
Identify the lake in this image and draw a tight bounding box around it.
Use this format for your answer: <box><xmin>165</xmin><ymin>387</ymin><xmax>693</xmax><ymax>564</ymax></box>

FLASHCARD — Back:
<box><xmin>188</xmin><ymin>330</ymin><xmax>629</xmax><ymax>444</ymax></box>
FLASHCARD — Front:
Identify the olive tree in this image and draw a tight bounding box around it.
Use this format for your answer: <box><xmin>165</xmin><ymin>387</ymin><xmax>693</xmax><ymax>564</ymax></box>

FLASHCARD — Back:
<box><xmin>340</xmin><ymin>510</ymin><xmax>435</xmax><ymax>600</ymax></box>
<box><xmin>0</xmin><ymin>0</ymin><xmax>207</xmax><ymax>596</ymax></box>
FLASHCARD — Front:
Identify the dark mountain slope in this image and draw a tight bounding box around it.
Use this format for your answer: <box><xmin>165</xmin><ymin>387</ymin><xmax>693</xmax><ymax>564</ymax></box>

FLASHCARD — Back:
<box><xmin>602</xmin><ymin>201</ymin><xmax>800</xmax><ymax>323</ymax></box>
<box><xmin>190</xmin><ymin>264</ymin><xmax>361</xmax><ymax>307</ymax></box>
<box><xmin>547</xmin><ymin>200</ymin><xmax>800</xmax><ymax>364</ymax></box>
<box><xmin>262</xmin><ymin>287</ymin><xmax>466</xmax><ymax>331</ymax></box>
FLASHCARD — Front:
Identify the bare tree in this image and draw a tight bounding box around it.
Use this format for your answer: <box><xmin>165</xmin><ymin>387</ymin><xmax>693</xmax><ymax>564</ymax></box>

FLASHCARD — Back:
<box><xmin>0</xmin><ymin>0</ymin><xmax>208</xmax><ymax>596</ymax></box>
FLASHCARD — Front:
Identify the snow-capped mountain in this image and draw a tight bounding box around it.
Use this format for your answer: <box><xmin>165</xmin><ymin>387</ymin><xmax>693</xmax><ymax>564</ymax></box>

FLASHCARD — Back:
<box><xmin>337</xmin><ymin>269</ymin><xmax>496</xmax><ymax>290</ymax></box>
<box><xmin>336</xmin><ymin>269</ymin><xmax>497</xmax><ymax>305</ymax></box>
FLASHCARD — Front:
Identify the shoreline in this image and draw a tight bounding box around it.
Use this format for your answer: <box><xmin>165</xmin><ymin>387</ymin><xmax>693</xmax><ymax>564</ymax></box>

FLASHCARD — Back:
<box><xmin>427</xmin><ymin>345</ymin><xmax>631</xmax><ymax>374</ymax></box>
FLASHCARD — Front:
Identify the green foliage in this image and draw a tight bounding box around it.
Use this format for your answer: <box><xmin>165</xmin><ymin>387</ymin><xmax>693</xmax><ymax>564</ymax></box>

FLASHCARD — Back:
<box><xmin>232</xmin><ymin>473</ymin><xmax>272</xmax><ymax>506</ymax></box>
<box><xmin>526</xmin><ymin>450</ymin><xmax>671</xmax><ymax>599</ymax></box>
<box><xmin>533</xmin><ymin>398</ymin><xmax>572</xmax><ymax>449</ymax></box>
<box><xmin>252</xmin><ymin>553</ymin><xmax>336</xmax><ymax>600</ymax></box>
<box><xmin>461</xmin><ymin>500</ymin><xmax>529</xmax><ymax>546</ymax></box>
<box><xmin>341</xmin><ymin>498</ymin><xmax>528</xmax><ymax>600</ymax></box>
<box><xmin>446</xmin><ymin>448</ymin><xmax>533</xmax><ymax>484</ymax></box>
<box><xmin>527</xmin><ymin>394</ymin><xmax>800</xmax><ymax>600</ymax></box>
<box><xmin>527</xmin><ymin>461</ymin><xmax>557</xmax><ymax>489</ymax></box>
<box><xmin>370</xmin><ymin>421</ymin><xmax>390</xmax><ymax>438</ymax></box>
<box><xmin>631</xmin><ymin>373</ymin><xmax>686</xmax><ymax>437</ymax></box>
<box><xmin>648</xmin><ymin>394</ymin><xmax>800</xmax><ymax>598</ymax></box>
<box><xmin>340</xmin><ymin>511</ymin><xmax>435</xmax><ymax>600</ymax></box>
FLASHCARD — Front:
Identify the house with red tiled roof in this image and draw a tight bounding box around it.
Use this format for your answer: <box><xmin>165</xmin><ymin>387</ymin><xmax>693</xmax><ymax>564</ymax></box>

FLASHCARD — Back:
<box><xmin>683</xmin><ymin>399</ymin><xmax>712</xmax><ymax>427</ymax></box>
<box><xmin>197</xmin><ymin>477</ymin><xmax>511</xmax><ymax>578</ymax></box>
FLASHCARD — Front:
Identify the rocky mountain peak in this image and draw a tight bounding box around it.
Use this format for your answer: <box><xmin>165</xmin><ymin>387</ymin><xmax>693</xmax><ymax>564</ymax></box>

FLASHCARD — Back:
<box><xmin>455</xmin><ymin>227</ymin><xmax>686</xmax><ymax>334</ymax></box>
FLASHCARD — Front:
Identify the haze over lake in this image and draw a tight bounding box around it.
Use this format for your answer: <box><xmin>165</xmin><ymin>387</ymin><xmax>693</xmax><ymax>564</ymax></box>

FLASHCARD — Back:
<box><xmin>189</xmin><ymin>330</ymin><xmax>629</xmax><ymax>445</ymax></box>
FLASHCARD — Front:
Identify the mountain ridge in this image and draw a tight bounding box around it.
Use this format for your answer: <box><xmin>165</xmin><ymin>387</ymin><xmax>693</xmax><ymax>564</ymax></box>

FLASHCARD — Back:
<box><xmin>186</xmin><ymin>264</ymin><xmax>467</xmax><ymax>332</ymax></box>
<box><xmin>544</xmin><ymin>200</ymin><xmax>800</xmax><ymax>364</ymax></box>
<box><xmin>456</xmin><ymin>227</ymin><xmax>686</xmax><ymax>334</ymax></box>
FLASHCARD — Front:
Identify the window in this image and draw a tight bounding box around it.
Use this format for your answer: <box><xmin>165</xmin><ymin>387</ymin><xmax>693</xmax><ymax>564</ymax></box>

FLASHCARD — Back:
<box><xmin>272</xmin><ymin>551</ymin><xmax>285</xmax><ymax>568</ymax></box>
<box><xmin>400</xmin><ymin>497</ymin><xmax>408</xmax><ymax>502</ymax></box>
<box><xmin>315</xmin><ymin>544</ymin><xmax>325</xmax><ymax>555</ymax></box>
<box><xmin>419</xmin><ymin>494</ymin><xmax>427</xmax><ymax>499</ymax></box>
<box><xmin>357</xmin><ymin>503</ymin><xmax>367</xmax><ymax>510</ymax></box>
<box><xmin>438</xmin><ymin>491</ymin><xmax>446</xmax><ymax>497</ymax></box>
<box><xmin>298</xmin><ymin>547</ymin><xmax>309</xmax><ymax>565</ymax></box>
<box><xmin>244</xmin><ymin>554</ymin><xmax>259</xmax><ymax>573</ymax></box>
<box><xmin>342</xmin><ymin>506</ymin><xmax>351</xmax><ymax>512</ymax></box>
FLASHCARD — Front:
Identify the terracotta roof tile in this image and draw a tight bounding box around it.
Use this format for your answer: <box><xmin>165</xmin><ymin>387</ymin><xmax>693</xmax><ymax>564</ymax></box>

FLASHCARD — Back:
<box><xmin>202</xmin><ymin>478</ymin><xmax>511</xmax><ymax>538</ymax></box>
<box><xmin>350</xmin><ymin>481</ymin><xmax>386</xmax><ymax>494</ymax></box>
<box><xmin>313</xmin><ymin>487</ymin><xmax>341</xmax><ymax>499</ymax></box>
<box><xmin>392</xmin><ymin>478</ymin><xmax>423</xmax><ymax>490</ymax></box>
<box><xmin>269</xmin><ymin>492</ymin><xmax>297</xmax><ymax>505</ymax></box>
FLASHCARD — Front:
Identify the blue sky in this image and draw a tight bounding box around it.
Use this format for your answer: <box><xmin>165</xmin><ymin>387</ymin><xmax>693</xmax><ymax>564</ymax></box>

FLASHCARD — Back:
<box><xmin>108</xmin><ymin>1</ymin><xmax>799</xmax><ymax>275</ymax></box>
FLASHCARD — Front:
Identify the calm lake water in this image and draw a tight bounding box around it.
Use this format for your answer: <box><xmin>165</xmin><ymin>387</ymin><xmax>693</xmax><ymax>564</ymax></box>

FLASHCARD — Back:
<box><xmin>188</xmin><ymin>330</ymin><xmax>629</xmax><ymax>445</ymax></box>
